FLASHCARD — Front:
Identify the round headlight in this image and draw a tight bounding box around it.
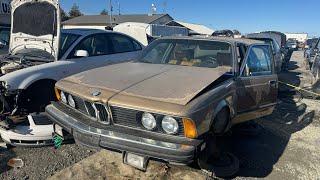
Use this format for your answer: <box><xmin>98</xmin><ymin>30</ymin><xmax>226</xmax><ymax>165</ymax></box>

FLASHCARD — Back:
<box><xmin>60</xmin><ymin>91</ymin><xmax>67</xmax><ymax>104</ymax></box>
<box><xmin>141</xmin><ymin>112</ymin><xmax>157</xmax><ymax>130</ymax></box>
<box><xmin>68</xmin><ymin>94</ymin><xmax>76</xmax><ymax>108</ymax></box>
<box><xmin>162</xmin><ymin>116</ymin><xmax>179</xmax><ymax>134</ymax></box>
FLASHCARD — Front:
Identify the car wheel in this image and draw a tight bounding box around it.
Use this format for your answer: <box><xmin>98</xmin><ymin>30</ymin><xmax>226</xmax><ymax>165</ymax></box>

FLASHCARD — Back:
<box><xmin>197</xmin><ymin>135</ymin><xmax>239</xmax><ymax>178</ymax></box>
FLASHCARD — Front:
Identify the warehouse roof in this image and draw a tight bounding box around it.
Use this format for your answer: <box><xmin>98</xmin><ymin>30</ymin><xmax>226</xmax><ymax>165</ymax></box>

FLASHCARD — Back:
<box><xmin>62</xmin><ymin>14</ymin><xmax>172</xmax><ymax>26</ymax></box>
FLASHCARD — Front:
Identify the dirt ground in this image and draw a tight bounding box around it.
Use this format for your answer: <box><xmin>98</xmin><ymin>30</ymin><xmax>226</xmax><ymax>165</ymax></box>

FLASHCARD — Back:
<box><xmin>1</xmin><ymin>51</ymin><xmax>320</xmax><ymax>180</ymax></box>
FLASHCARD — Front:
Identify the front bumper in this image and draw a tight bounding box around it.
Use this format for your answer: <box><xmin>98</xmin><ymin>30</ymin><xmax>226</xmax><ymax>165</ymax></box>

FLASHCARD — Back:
<box><xmin>0</xmin><ymin>114</ymin><xmax>54</xmax><ymax>147</ymax></box>
<box><xmin>46</xmin><ymin>103</ymin><xmax>201</xmax><ymax>164</ymax></box>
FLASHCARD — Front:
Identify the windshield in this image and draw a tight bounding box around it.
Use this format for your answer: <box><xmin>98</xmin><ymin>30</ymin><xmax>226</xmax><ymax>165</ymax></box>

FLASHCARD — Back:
<box><xmin>140</xmin><ymin>39</ymin><xmax>233</xmax><ymax>70</ymax></box>
<box><xmin>58</xmin><ymin>33</ymin><xmax>80</xmax><ymax>59</ymax></box>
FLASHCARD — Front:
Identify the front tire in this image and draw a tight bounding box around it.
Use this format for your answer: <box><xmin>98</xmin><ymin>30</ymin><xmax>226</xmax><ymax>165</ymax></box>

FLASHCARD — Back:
<box><xmin>197</xmin><ymin>108</ymin><xmax>239</xmax><ymax>178</ymax></box>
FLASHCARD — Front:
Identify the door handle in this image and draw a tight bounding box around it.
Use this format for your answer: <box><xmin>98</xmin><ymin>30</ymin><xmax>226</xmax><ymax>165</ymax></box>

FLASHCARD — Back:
<box><xmin>269</xmin><ymin>80</ymin><xmax>277</xmax><ymax>88</ymax></box>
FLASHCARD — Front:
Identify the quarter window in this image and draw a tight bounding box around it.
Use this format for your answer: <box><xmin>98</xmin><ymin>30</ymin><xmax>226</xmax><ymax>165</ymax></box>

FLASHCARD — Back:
<box><xmin>243</xmin><ymin>45</ymin><xmax>272</xmax><ymax>76</ymax></box>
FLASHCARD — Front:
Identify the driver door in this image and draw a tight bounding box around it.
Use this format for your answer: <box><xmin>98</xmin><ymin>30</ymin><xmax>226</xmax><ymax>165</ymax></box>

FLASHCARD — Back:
<box><xmin>234</xmin><ymin>44</ymin><xmax>278</xmax><ymax>124</ymax></box>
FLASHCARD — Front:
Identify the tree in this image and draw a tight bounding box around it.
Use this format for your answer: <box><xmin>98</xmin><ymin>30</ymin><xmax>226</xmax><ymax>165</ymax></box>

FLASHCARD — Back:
<box><xmin>100</xmin><ymin>9</ymin><xmax>108</xmax><ymax>15</ymax></box>
<box><xmin>69</xmin><ymin>3</ymin><xmax>83</xmax><ymax>19</ymax></box>
<box><xmin>233</xmin><ymin>29</ymin><xmax>241</xmax><ymax>35</ymax></box>
<box><xmin>60</xmin><ymin>8</ymin><xmax>69</xmax><ymax>21</ymax></box>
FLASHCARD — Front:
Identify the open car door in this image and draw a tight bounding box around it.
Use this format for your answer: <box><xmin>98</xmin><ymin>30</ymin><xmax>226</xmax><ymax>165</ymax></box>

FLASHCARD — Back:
<box><xmin>234</xmin><ymin>44</ymin><xmax>278</xmax><ymax>124</ymax></box>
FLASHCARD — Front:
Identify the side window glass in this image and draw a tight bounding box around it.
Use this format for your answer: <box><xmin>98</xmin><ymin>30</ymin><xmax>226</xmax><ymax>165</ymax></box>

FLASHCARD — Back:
<box><xmin>0</xmin><ymin>29</ymin><xmax>10</xmax><ymax>45</ymax></box>
<box><xmin>71</xmin><ymin>36</ymin><xmax>94</xmax><ymax>58</ymax></box>
<box><xmin>111</xmin><ymin>35</ymin><xmax>140</xmax><ymax>53</ymax></box>
<box><xmin>92</xmin><ymin>34</ymin><xmax>112</xmax><ymax>56</ymax></box>
<box><xmin>243</xmin><ymin>45</ymin><xmax>272</xmax><ymax>76</ymax></box>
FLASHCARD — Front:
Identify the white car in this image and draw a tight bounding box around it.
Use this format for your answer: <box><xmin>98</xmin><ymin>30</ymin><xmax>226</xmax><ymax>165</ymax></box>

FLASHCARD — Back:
<box><xmin>0</xmin><ymin>0</ymin><xmax>143</xmax><ymax>147</ymax></box>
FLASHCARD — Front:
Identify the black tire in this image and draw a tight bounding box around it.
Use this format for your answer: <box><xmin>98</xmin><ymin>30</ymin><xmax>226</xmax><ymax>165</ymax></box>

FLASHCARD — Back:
<box><xmin>198</xmin><ymin>136</ymin><xmax>239</xmax><ymax>178</ymax></box>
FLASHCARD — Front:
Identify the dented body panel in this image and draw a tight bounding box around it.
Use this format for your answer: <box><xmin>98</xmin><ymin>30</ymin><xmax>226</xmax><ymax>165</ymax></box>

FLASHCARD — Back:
<box><xmin>48</xmin><ymin>37</ymin><xmax>278</xmax><ymax>164</ymax></box>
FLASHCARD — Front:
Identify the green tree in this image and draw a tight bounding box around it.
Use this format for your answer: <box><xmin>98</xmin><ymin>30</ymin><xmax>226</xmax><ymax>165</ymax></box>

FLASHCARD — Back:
<box><xmin>69</xmin><ymin>3</ymin><xmax>83</xmax><ymax>19</ymax></box>
<box><xmin>100</xmin><ymin>9</ymin><xmax>108</xmax><ymax>15</ymax></box>
<box><xmin>60</xmin><ymin>8</ymin><xmax>69</xmax><ymax>21</ymax></box>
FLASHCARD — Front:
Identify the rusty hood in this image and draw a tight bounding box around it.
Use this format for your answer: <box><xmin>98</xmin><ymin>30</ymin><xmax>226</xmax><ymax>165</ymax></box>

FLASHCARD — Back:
<box><xmin>58</xmin><ymin>62</ymin><xmax>229</xmax><ymax>106</ymax></box>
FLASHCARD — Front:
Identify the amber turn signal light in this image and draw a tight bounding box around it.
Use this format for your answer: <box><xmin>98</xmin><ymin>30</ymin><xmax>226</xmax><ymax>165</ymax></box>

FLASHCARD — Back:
<box><xmin>54</xmin><ymin>88</ymin><xmax>61</xmax><ymax>101</ymax></box>
<box><xmin>183</xmin><ymin>118</ymin><xmax>197</xmax><ymax>139</ymax></box>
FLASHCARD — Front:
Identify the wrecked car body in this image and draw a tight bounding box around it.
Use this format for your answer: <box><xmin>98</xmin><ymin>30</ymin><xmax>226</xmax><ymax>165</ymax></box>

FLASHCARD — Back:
<box><xmin>47</xmin><ymin>37</ymin><xmax>278</xmax><ymax>171</ymax></box>
<box><xmin>0</xmin><ymin>28</ymin><xmax>143</xmax><ymax>147</ymax></box>
<box><xmin>0</xmin><ymin>0</ymin><xmax>61</xmax><ymax>74</ymax></box>
<box><xmin>0</xmin><ymin>0</ymin><xmax>144</xmax><ymax>146</ymax></box>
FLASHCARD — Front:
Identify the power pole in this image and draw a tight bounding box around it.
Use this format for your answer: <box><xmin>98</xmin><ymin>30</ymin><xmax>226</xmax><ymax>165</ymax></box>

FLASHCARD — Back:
<box><xmin>109</xmin><ymin>0</ymin><xmax>113</xmax><ymax>26</ymax></box>
<box><xmin>118</xmin><ymin>2</ymin><xmax>121</xmax><ymax>15</ymax></box>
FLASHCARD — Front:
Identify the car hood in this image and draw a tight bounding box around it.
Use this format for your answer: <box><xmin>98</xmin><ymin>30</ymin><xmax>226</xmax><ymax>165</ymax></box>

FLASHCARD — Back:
<box><xmin>58</xmin><ymin>62</ymin><xmax>230</xmax><ymax>106</ymax></box>
<box><xmin>10</xmin><ymin>0</ymin><xmax>60</xmax><ymax>60</ymax></box>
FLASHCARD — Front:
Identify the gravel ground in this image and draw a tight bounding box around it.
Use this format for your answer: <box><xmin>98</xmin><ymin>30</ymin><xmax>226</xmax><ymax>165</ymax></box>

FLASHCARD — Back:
<box><xmin>0</xmin><ymin>144</ymin><xmax>95</xmax><ymax>180</ymax></box>
<box><xmin>1</xmin><ymin>50</ymin><xmax>320</xmax><ymax>180</ymax></box>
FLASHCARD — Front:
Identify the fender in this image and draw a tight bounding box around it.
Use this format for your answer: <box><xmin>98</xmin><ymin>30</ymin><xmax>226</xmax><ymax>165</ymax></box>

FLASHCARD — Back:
<box><xmin>209</xmin><ymin>96</ymin><xmax>235</xmax><ymax>131</ymax></box>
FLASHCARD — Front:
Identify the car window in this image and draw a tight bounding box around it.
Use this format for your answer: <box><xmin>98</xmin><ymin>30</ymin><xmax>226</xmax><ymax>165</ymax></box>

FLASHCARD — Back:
<box><xmin>0</xmin><ymin>28</ymin><xmax>10</xmax><ymax>45</ymax></box>
<box><xmin>110</xmin><ymin>34</ymin><xmax>142</xmax><ymax>53</ymax></box>
<box><xmin>69</xmin><ymin>34</ymin><xmax>112</xmax><ymax>59</ymax></box>
<box><xmin>59</xmin><ymin>33</ymin><xmax>80</xmax><ymax>59</ymax></box>
<box><xmin>243</xmin><ymin>45</ymin><xmax>272</xmax><ymax>76</ymax></box>
<box><xmin>140</xmin><ymin>40</ymin><xmax>233</xmax><ymax>70</ymax></box>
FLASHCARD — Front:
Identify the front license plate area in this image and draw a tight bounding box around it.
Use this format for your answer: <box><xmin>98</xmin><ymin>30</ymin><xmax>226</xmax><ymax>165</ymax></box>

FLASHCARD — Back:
<box><xmin>53</xmin><ymin>123</ymin><xmax>64</xmax><ymax>137</ymax></box>
<box><xmin>123</xmin><ymin>152</ymin><xmax>149</xmax><ymax>171</ymax></box>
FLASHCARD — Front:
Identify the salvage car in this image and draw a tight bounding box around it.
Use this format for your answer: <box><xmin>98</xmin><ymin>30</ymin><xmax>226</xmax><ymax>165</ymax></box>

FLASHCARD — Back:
<box><xmin>305</xmin><ymin>37</ymin><xmax>319</xmax><ymax>69</ymax></box>
<box><xmin>47</xmin><ymin>37</ymin><xmax>278</xmax><ymax>173</ymax></box>
<box><xmin>0</xmin><ymin>28</ymin><xmax>143</xmax><ymax>147</ymax></box>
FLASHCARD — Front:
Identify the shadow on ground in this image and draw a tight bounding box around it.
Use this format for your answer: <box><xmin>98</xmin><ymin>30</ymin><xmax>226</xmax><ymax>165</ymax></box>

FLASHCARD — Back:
<box><xmin>215</xmin><ymin>57</ymin><xmax>316</xmax><ymax>178</ymax></box>
<box><xmin>0</xmin><ymin>147</ymin><xmax>16</xmax><ymax>177</ymax></box>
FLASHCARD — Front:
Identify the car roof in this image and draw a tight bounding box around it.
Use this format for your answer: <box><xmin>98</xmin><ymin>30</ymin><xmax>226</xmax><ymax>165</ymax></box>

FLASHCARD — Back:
<box><xmin>159</xmin><ymin>36</ymin><xmax>264</xmax><ymax>45</ymax></box>
<box><xmin>61</xmin><ymin>28</ymin><xmax>120</xmax><ymax>36</ymax></box>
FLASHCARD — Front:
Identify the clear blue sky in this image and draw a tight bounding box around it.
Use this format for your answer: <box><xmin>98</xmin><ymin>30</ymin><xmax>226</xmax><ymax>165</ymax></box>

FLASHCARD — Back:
<box><xmin>60</xmin><ymin>0</ymin><xmax>319</xmax><ymax>36</ymax></box>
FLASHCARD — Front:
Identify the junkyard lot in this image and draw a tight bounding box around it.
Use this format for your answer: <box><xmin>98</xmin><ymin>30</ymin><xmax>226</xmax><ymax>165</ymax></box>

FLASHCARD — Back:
<box><xmin>1</xmin><ymin>51</ymin><xmax>320</xmax><ymax>180</ymax></box>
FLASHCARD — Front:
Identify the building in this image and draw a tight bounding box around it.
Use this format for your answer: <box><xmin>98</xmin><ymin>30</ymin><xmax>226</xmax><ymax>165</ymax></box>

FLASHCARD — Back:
<box><xmin>62</xmin><ymin>14</ymin><xmax>174</xmax><ymax>30</ymax></box>
<box><xmin>285</xmin><ymin>33</ymin><xmax>308</xmax><ymax>43</ymax></box>
<box><xmin>62</xmin><ymin>14</ymin><xmax>215</xmax><ymax>36</ymax></box>
<box><xmin>166</xmin><ymin>21</ymin><xmax>214</xmax><ymax>35</ymax></box>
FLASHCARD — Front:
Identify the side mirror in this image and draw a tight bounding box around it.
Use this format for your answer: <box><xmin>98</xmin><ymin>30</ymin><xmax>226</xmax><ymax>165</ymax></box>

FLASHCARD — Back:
<box><xmin>74</xmin><ymin>50</ymin><xmax>89</xmax><ymax>57</ymax></box>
